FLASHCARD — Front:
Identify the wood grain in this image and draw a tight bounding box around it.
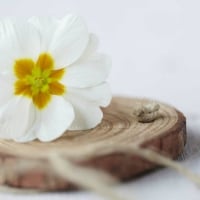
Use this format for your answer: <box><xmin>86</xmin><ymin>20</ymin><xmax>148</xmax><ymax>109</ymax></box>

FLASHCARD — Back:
<box><xmin>0</xmin><ymin>97</ymin><xmax>186</xmax><ymax>190</ymax></box>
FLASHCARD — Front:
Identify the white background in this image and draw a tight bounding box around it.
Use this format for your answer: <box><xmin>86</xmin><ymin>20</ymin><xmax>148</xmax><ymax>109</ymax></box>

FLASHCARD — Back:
<box><xmin>0</xmin><ymin>0</ymin><xmax>200</xmax><ymax>199</ymax></box>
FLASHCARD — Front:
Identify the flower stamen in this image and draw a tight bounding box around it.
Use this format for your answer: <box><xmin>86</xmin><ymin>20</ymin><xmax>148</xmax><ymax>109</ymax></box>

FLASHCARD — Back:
<box><xmin>14</xmin><ymin>53</ymin><xmax>66</xmax><ymax>109</ymax></box>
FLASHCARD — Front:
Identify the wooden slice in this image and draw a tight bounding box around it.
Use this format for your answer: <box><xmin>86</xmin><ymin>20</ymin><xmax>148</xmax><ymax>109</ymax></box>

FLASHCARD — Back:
<box><xmin>0</xmin><ymin>97</ymin><xmax>186</xmax><ymax>190</ymax></box>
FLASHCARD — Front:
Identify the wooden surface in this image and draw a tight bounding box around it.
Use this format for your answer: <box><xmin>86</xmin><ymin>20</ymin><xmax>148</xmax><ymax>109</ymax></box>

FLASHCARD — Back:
<box><xmin>0</xmin><ymin>97</ymin><xmax>186</xmax><ymax>190</ymax></box>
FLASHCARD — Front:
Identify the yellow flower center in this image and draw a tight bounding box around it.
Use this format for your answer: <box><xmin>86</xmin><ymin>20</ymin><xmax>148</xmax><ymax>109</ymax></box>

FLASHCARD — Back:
<box><xmin>14</xmin><ymin>53</ymin><xmax>66</xmax><ymax>109</ymax></box>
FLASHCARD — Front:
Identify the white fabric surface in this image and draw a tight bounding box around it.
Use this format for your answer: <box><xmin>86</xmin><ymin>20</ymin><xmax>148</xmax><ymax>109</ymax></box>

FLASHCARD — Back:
<box><xmin>0</xmin><ymin>0</ymin><xmax>200</xmax><ymax>199</ymax></box>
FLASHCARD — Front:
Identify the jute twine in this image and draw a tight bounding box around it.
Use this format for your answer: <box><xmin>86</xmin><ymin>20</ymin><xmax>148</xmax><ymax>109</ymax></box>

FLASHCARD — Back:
<box><xmin>0</xmin><ymin>102</ymin><xmax>198</xmax><ymax>200</ymax></box>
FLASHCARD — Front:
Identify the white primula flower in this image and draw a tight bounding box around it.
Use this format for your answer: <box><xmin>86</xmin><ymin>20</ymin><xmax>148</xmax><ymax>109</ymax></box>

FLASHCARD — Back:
<box><xmin>0</xmin><ymin>15</ymin><xmax>111</xmax><ymax>142</ymax></box>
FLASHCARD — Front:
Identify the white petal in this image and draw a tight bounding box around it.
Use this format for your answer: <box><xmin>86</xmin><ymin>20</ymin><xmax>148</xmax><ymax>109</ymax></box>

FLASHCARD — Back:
<box><xmin>0</xmin><ymin>73</ymin><xmax>14</xmax><ymax>107</ymax></box>
<box><xmin>67</xmin><ymin>83</ymin><xmax>112</xmax><ymax>107</ymax></box>
<box><xmin>14</xmin><ymin>130</ymin><xmax>37</xmax><ymax>142</ymax></box>
<box><xmin>0</xmin><ymin>19</ymin><xmax>41</xmax><ymax>71</ymax></box>
<box><xmin>28</xmin><ymin>16</ymin><xmax>59</xmax><ymax>52</ymax></box>
<box><xmin>0</xmin><ymin>19</ymin><xmax>17</xmax><ymax>71</ymax></box>
<box><xmin>79</xmin><ymin>34</ymin><xmax>99</xmax><ymax>60</ymax></box>
<box><xmin>49</xmin><ymin>14</ymin><xmax>89</xmax><ymax>67</ymax></box>
<box><xmin>0</xmin><ymin>97</ymin><xmax>36</xmax><ymax>140</ymax></box>
<box><xmin>37</xmin><ymin>96</ymin><xmax>74</xmax><ymax>142</ymax></box>
<box><xmin>0</xmin><ymin>18</ymin><xmax>15</xmax><ymax>39</ymax></box>
<box><xmin>15</xmin><ymin>112</ymin><xmax>40</xmax><ymax>142</ymax></box>
<box><xmin>12</xmin><ymin>20</ymin><xmax>41</xmax><ymax>59</ymax></box>
<box><xmin>64</xmin><ymin>54</ymin><xmax>111</xmax><ymax>88</ymax></box>
<box><xmin>65</xmin><ymin>94</ymin><xmax>103</xmax><ymax>130</ymax></box>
